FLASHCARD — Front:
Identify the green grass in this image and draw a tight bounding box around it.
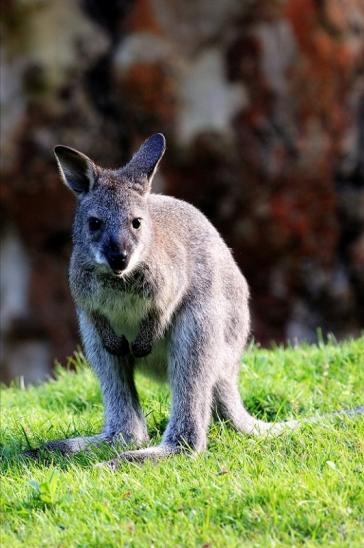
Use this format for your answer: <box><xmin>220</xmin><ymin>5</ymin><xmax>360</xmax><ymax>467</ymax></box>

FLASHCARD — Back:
<box><xmin>1</xmin><ymin>337</ymin><xmax>364</xmax><ymax>547</ymax></box>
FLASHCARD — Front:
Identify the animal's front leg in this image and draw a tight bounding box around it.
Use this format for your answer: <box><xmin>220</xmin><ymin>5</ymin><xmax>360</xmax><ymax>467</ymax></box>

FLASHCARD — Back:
<box><xmin>104</xmin><ymin>306</ymin><xmax>215</xmax><ymax>467</ymax></box>
<box><xmin>92</xmin><ymin>311</ymin><xmax>130</xmax><ymax>357</ymax></box>
<box><xmin>131</xmin><ymin>311</ymin><xmax>160</xmax><ymax>358</ymax></box>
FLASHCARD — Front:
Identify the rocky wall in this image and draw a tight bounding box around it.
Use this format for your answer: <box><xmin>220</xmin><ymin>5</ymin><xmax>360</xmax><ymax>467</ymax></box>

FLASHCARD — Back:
<box><xmin>1</xmin><ymin>0</ymin><xmax>363</xmax><ymax>382</ymax></box>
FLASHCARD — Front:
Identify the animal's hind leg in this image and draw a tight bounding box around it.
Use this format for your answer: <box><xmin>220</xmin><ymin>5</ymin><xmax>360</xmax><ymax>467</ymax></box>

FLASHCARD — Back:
<box><xmin>24</xmin><ymin>312</ymin><xmax>149</xmax><ymax>459</ymax></box>
<box><xmin>102</xmin><ymin>303</ymin><xmax>217</xmax><ymax>467</ymax></box>
<box><xmin>214</xmin><ymin>374</ymin><xmax>364</xmax><ymax>437</ymax></box>
<box><xmin>213</xmin><ymin>375</ymin><xmax>278</xmax><ymax>435</ymax></box>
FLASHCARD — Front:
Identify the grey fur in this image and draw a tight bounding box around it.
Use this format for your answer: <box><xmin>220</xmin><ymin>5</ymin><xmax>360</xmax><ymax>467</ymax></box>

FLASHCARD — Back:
<box><xmin>26</xmin><ymin>133</ymin><xmax>363</xmax><ymax>465</ymax></box>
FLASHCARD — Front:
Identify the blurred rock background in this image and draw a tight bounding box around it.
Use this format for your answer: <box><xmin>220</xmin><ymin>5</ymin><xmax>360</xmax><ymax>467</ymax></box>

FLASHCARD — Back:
<box><xmin>1</xmin><ymin>0</ymin><xmax>363</xmax><ymax>383</ymax></box>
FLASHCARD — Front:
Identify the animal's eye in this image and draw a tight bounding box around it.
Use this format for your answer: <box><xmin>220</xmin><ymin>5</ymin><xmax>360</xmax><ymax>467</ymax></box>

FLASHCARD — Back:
<box><xmin>88</xmin><ymin>217</ymin><xmax>102</xmax><ymax>232</ymax></box>
<box><xmin>132</xmin><ymin>217</ymin><xmax>142</xmax><ymax>230</ymax></box>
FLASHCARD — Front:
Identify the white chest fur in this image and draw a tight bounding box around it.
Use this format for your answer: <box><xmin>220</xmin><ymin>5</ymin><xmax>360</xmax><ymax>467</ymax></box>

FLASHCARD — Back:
<box><xmin>90</xmin><ymin>285</ymin><xmax>169</xmax><ymax>378</ymax></box>
<box><xmin>97</xmin><ymin>291</ymin><xmax>152</xmax><ymax>342</ymax></box>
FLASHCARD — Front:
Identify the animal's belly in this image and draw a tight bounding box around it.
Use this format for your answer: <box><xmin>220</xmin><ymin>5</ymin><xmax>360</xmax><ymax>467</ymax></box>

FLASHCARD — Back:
<box><xmin>135</xmin><ymin>335</ymin><xmax>170</xmax><ymax>380</ymax></box>
<box><xmin>97</xmin><ymin>293</ymin><xmax>150</xmax><ymax>341</ymax></box>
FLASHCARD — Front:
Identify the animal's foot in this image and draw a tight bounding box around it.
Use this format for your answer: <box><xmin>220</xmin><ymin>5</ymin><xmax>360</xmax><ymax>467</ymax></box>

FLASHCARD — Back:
<box><xmin>22</xmin><ymin>434</ymin><xmax>110</xmax><ymax>459</ymax></box>
<box><xmin>109</xmin><ymin>428</ymin><xmax>150</xmax><ymax>448</ymax></box>
<box><xmin>96</xmin><ymin>445</ymin><xmax>182</xmax><ymax>469</ymax></box>
<box><xmin>23</xmin><ymin>447</ymin><xmax>44</xmax><ymax>460</ymax></box>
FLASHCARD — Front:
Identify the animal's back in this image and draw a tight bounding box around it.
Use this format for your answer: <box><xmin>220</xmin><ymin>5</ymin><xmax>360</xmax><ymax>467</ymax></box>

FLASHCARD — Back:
<box><xmin>147</xmin><ymin>193</ymin><xmax>250</xmax><ymax>361</ymax></box>
<box><xmin>148</xmin><ymin>193</ymin><xmax>248</xmax><ymax>291</ymax></box>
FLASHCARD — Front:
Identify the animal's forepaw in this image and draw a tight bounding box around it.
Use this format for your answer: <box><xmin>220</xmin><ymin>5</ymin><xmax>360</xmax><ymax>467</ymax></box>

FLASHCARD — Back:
<box><xmin>131</xmin><ymin>340</ymin><xmax>152</xmax><ymax>358</ymax></box>
<box><xmin>105</xmin><ymin>334</ymin><xmax>130</xmax><ymax>357</ymax></box>
<box><xmin>118</xmin><ymin>335</ymin><xmax>131</xmax><ymax>356</ymax></box>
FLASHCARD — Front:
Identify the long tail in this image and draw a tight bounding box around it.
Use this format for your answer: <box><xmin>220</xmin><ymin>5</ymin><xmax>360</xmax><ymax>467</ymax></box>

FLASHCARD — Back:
<box><xmin>240</xmin><ymin>406</ymin><xmax>364</xmax><ymax>436</ymax></box>
<box><xmin>214</xmin><ymin>381</ymin><xmax>364</xmax><ymax>436</ymax></box>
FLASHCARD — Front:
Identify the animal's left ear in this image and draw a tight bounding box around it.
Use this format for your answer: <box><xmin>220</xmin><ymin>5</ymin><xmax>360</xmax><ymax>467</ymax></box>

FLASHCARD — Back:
<box><xmin>121</xmin><ymin>133</ymin><xmax>166</xmax><ymax>194</ymax></box>
<box><xmin>54</xmin><ymin>145</ymin><xmax>97</xmax><ymax>197</ymax></box>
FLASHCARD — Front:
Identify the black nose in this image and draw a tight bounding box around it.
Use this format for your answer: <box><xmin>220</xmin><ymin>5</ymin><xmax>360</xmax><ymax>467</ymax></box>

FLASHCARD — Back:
<box><xmin>107</xmin><ymin>250</ymin><xmax>129</xmax><ymax>272</ymax></box>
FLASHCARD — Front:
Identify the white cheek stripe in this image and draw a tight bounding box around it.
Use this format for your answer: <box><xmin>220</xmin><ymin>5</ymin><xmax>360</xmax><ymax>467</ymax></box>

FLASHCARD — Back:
<box><xmin>120</xmin><ymin>246</ymin><xmax>143</xmax><ymax>278</ymax></box>
<box><xmin>92</xmin><ymin>243</ymin><xmax>143</xmax><ymax>278</ymax></box>
<box><xmin>93</xmin><ymin>249</ymin><xmax>108</xmax><ymax>266</ymax></box>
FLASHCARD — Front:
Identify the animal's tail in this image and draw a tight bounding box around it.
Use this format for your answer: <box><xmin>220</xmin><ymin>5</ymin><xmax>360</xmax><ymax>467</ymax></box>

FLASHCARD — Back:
<box><xmin>243</xmin><ymin>406</ymin><xmax>364</xmax><ymax>436</ymax></box>
<box><xmin>214</xmin><ymin>381</ymin><xmax>364</xmax><ymax>436</ymax></box>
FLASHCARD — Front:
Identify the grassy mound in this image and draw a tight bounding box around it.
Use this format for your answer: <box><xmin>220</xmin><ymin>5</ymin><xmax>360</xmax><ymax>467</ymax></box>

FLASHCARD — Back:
<box><xmin>1</xmin><ymin>338</ymin><xmax>363</xmax><ymax>546</ymax></box>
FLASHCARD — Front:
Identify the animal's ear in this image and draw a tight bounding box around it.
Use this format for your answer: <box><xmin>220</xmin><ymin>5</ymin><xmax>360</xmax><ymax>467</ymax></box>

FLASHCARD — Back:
<box><xmin>121</xmin><ymin>133</ymin><xmax>166</xmax><ymax>194</ymax></box>
<box><xmin>54</xmin><ymin>145</ymin><xmax>97</xmax><ymax>197</ymax></box>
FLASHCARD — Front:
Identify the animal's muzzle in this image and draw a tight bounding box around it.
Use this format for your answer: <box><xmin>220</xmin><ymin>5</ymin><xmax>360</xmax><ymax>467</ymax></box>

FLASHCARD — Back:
<box><xmin>106</xmin><ymin>249</ymin><xmax>129</xmax><ymax>273</ymax></box>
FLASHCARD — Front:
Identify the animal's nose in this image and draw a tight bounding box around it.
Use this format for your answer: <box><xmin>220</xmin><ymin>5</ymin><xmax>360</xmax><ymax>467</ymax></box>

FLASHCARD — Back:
<box><xmin>107</xmin><ymin>249</ymin><xmax>129</xmax><ymax>272</ymax></box>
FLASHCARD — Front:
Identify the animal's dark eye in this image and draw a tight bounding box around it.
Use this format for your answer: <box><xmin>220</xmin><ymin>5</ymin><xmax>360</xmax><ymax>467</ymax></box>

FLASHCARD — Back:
<box><xmin>132</xmin><ymin>218</ymin><xmax>142</xmax><ymax>230</ymax></box>
<box><xmin>88</xmin><ymin>217</ymin><xmax>102</xmax><ymax>232</ymax></box>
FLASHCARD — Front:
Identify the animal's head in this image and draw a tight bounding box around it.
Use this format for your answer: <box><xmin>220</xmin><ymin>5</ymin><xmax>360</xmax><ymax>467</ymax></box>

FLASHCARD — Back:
<box><xmin>54</xmin><ymin>133</ymin><xmax>166</xmax><ymax>276</ymax></box>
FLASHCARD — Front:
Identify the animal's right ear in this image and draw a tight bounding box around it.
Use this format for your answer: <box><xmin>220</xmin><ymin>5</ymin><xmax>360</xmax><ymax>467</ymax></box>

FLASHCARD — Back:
<box><xmin>54</xmin><ymin>145</ymin><xmax>97</xmax><ymax>197</ymax></box>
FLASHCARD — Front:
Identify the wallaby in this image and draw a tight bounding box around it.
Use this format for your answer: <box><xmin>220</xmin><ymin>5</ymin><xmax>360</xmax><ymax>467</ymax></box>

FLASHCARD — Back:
<box><xmin>25</xmin><ymin>133</ymin><xmax>363</xmax><ymax>467</ymax></box>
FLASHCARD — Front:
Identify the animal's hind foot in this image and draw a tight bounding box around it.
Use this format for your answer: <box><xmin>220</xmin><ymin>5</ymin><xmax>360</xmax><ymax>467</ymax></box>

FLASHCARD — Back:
<box><xmin>22</xmin><ymin>433</ymin><xmax>115</xmax><ymax>460</ymax></box>
<box><xmin>96</xmin><ymin>444</ymin><xmax>184</xmax><ymax>469</ymax></box>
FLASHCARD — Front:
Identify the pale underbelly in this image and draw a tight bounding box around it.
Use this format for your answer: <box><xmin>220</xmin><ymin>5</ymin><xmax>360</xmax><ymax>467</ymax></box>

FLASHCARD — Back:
<box><xmin>108</xmin><ymin>316</ymin><xmax>170</xmax><ymax>381</ymax></box>
<box><xmin>135</xmin><ymin>335</ymin><xmax>170</xmax><ymax>380</ymax></box>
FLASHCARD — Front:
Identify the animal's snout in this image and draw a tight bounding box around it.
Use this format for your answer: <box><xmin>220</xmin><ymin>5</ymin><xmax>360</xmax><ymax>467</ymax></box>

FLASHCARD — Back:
<box><xmin>105</xmin><ymin>240</ymin><xmax>130</xmax><ymax>273</ymax></box>
<box><xmin>107</xmin><ymin>249</ymin><xmax>129</xmax><ymax>272</ymax></box>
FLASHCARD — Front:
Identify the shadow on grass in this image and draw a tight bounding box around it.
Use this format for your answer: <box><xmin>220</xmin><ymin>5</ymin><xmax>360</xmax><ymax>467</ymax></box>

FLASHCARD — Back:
<box><xmin>244</xmin><ymin>391</ymin><xmax>296</xmax><ymax>422</ymax></box>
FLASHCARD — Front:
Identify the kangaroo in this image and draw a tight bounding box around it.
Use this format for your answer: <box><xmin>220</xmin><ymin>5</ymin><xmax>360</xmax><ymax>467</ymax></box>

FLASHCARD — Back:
<box><xmin>25</xmin><ymin>133</ymin><xmax>363</xmax><ymax>467</ymax></box>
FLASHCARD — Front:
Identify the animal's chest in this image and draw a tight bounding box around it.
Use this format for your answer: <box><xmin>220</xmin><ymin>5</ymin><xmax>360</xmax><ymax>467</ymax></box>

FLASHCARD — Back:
<box><xmin>96</xmin><ymin>290</ymin><xmax>151</xmax><ymax>342</ymax></box>
<box><xmin>94</xmin><ymin>287</ymin><xmax>169</xmax><ymax>378</ymax></box>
